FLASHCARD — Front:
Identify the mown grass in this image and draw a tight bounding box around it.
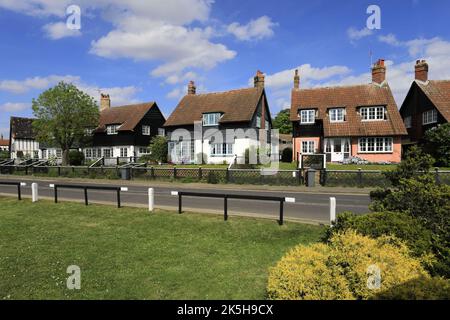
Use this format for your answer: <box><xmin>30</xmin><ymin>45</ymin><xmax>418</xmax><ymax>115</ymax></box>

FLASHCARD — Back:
<box><xmin>0</xmin><ymin>197</ymin><xmax>323</xmax><ymax>300</ymax></box>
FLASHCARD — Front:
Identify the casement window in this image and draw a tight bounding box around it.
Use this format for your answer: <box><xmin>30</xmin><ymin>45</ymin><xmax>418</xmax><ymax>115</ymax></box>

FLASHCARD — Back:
<box><xmin>103</xmin><ymin>148</ymin><xmax>113</xmax><ymax>158</ymax></box>
<box><xmin>139</xmin><ymin>148</ymin><xmax>150</xmax><ymax>154</ymax></box>
<box><xmin>360</xmin><ymin>106</ymin><xmax>386</xmax><ymax>121</ymax></box>
<box><xmin>158</xmin><ymin>128</ymin><xmax>165</xmax><ymax>136</ymax></box>
<box><xmin>265</xmin><ymin>120</ymin><xmax>269</xmax><ymax>130</ymax></box>
<box><xmin>300</xmin><ymin>110</ymin><xmax>315</xmax><ymax>124</ymax></box>
<box><xmin>202</xmin><ymin>113</ymin><xmax>221</xmax><ymax>126</ymax></box>
<box><xmin>120</xmin><ymin>148</ymin><xmax>128</xmax><ymax>157</ymax></box>
<box><xmin>107</xmin><ymin>125</ymin><xmax>120</xmax><ymax>135</ymax></box>
<box><xmin>358</xmin><ymin>137</ymin><xmax>393</xmax><ymax>153</ymax></box>
<box><xmin>301</xmin><ymin>141</ymin><xmax>315</xmax><ymax>154</ymax></box>
<box><xmin>422</xmin><ymin>109</ymin><xmax>437</xmax><ymax>125</ymax></box>
<box><xmin>256</xmin><ymin>116</ymin><xmax>261</xmax><ymax>128</ymax></box>
<box><xmin>404</xmin><ymin>116</ymin><xmax>412</xmax><ymax>128</ymax></box>
<box><xmin>84</xmin><ymin>128</ymin><xmax>94</xmax><ymax>136</ymax></box>
<box><xmin>210</xmin><ymin>143</ymin><xmax>234</xmax><ymax>156</ymax></box>
<box><xmin>142</xmin><ymin>125</ymin><xmax>151</xmax><ymax>136</ymax></box>
<box><xmin>329</xmin><ymin>108</ymin><xmax>345</xmax><ymax>122</ymax></box>
<box><xmin>56</xmin><ymin>149</ymin><xmax>62</xmax><ymax>158</ymax></box>
<box><xmin>85</xmin><ymin>149</ymin><xmax>92</xmax><ymax>158</ymax></box>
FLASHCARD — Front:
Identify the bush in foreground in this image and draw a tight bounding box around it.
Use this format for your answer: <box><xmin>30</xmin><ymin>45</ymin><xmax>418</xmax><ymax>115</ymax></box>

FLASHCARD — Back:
<box><xmin>267</xmin><ymin>231</ymin><xmax>442</xmax><ymax>300</ymax></box>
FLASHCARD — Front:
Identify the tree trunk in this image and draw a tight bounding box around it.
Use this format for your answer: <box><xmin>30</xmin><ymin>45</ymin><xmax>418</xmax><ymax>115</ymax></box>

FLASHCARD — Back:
<box><xmin>62</xmin><ymin>149</ymin><xmax>70</xmax><ymax>166</ymax></box>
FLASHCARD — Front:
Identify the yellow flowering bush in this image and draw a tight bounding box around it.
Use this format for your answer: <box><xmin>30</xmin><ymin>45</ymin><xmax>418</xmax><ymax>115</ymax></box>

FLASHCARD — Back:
<box><xmin>267</xmin><ymin>230</ymin><xmax>432</xmax><ymax>300</ymax></box>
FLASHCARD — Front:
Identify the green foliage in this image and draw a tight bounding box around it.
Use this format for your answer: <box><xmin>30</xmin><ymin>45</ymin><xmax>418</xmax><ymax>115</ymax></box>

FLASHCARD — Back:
<box><xmin>32</xmin><ymin>82</ymin><xmax>99</xmax><ymax>165</ymax></box>
<box><xmin>423</xmin><ymin>123</ymin><xmax>450</xmax><ymax>167</ymax></box>
<box><xmin>281</xmin><ymin>147</ymin><xmax>292</xmax><ymax>163</ymax></box>
<box><xmin>373</xmin><ymin>276</ymin><xmax>450</xmax><ymax>300</ymax></box>
<box><xmin>268</xmin><ymin>231</ymin><xmax>431</xmax><ymax>300</ymax></box>
<box><xmin>0</xmin><ymin>150</ymin><xmax>9</xmax><ymax>159</ymax></box>
<box><xmin>69</xmin><ymin>150</ymin><xmax>85</xmax><ymax>166</ymax></box>
<box><xmin>370</xmin><ymin>147</ymin><xmax>450</xmax><ymax>277</ymax></box>
<box><xmin>149</xmin><ymin>136</ymin><xmax>168</xmax><ymax>163</ymax></box>
<box><xmin>324</xmin><ymin>211</ymin><xmax>434</xmax><ymax>259</ymax></box>
<box><xmin>272</xmin><ymin>109</ymin><xmax>291</xmax><ymax>134</ymax></box>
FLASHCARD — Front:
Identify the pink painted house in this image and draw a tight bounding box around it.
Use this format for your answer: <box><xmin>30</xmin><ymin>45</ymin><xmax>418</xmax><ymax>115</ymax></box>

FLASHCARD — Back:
<box><xmin>291</xmin><ymin>59</ymin><xmax>407</xmax><ymax>164</ymax></box>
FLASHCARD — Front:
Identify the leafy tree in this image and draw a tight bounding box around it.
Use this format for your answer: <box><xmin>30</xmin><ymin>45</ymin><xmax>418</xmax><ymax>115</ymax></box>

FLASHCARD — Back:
<box><xmin>69</xmin><ymin>150</ymin><xmax>85</xmax><ymax>166</ymax></box>
<box><xmin>0</xmin><ymin>150</ymin><xmax>9</xmax><ymax>159</ymax></box>
<box><xmin>423</xmin><ymin>123</ymin><xmax>450</xmax><ymax>167</ymax></box>
<box><xmin>149</xmin><ymin>136</ymin><xmax>168</xmax><ymax>163</ymax></box>
<box><xmin>32</xmin><ymin>82</ymin><xmax>99</xmax><ymax>165</ymax></box>
<box><xmin>272</xmin><ymin>109</ymin><xmax>291</xmax><ymax>134</ymax></box>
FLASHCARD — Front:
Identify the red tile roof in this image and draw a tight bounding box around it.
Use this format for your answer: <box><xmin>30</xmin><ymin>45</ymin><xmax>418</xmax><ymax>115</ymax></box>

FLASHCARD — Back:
<box><xmin>416</xmin><ymin>80</ymin><xmax>450</xmax><ymax>122</ymax></box>
<box><xmin>96</xmin><ymin>102</ymin><xmax>156</xmax><ymax>132</ymax></box>
<box><xmin>164</xmin><ymin>87</ymin><xmax>264</xmax><ymax>127</ymax></box>
<box><xmin>0</xmin><ymin>139</ymin><xmax>9</xmax><ymax>146</ymax></box>
<box><xmin>290</xmin><ymin>83</ymin><xmax>407</xmax><ymax>137</ymax></box>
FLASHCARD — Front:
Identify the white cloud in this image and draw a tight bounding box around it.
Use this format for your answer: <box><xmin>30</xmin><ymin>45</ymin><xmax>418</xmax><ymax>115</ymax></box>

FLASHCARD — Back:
<box><xmin>347</xmin><ymin>27</ymin><xmax>373</xmax><ymax>41</ymax></box>
<box><xmin>43</xmin><ymin>22</ymin><xmax>81</xmax><ymax>40</ymax></box>
<box><xmin>378</xmin><ymin>33</ymin><xmax>402</xmax><ymax>46</ymax></box>
<box><xmin>0</xmin><ymin>74</ymin><xmax>141</xmax><ymax>106</ymax></box>
<box><xmin>227</xmin><ymin>16</ymin><xmax>277</xmax><ymax>41</ymax></box>
<box><xmin>0</xmin><ymin>102</ymin><xmax>30</xmax><ymax>112</ymax></box>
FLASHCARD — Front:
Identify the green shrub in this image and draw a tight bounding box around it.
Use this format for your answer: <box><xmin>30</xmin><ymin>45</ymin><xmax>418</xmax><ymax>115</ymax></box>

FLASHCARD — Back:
<box><xmin>268</xmin><ymin>231</ymin><xmax>432</xmax><ymax>300</ymax></box>
<box><xmin>324</xmin><ymin>211</ymin><xmax>434</xmax><ymax>259</ymax></box>
<box><xmin>69</xmin><ymin>150</ymin><xmax>85</xmax><ymax>166</ymax></box>
<box><xmin>0</xmin><ymin>150</ymin><xmax>9</xmax><ymax>159</ymax></box>
<box><xmin>423</xmin><ymin>123</ymin><xmax>450</xmax><ymax>167</ymax></box>
<box><xmin>281</xmin><ymin>147</ymin><xmax>292</xmax><ymax>163</ymax></box>
<box><xmin>373</xmin><ymin>276</ymin><xmax>450</xmax><ymax>300</ymax></box>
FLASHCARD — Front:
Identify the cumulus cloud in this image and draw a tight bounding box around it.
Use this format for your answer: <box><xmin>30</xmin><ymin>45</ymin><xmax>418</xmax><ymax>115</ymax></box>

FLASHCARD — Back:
<box><xmin>0</xmin><ymin>102</ymin><xmax>30</xmax><ymax>112</ymax></box>
<box><xmin>0</xmin><ymin>75</ymin><xmax>80</xmax><ymax>94</ymax></box>
<box><xmin>43</xmin><ymin>22</ymin><xmax>81</xmax><ymax>40</ymax></box>
<box><xmin>227</xmin><ymin>16</ymin><xmax>277</xmax><ymax>41</ymax></box>
<box><xmin>347</xmin><ymin>27</ymin><xmax>373</xmax><ymax>41</ymax></box>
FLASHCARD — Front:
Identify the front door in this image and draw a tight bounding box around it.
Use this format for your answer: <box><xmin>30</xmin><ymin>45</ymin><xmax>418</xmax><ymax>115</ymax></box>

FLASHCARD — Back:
<box><xmin>325</xmin><ymin>138</ymin><xmax>351</xmax><ymax>162</ymax></box>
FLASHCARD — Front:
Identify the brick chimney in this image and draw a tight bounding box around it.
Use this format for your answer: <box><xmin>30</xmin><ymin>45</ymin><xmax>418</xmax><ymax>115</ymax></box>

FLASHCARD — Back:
<box><xmin>372</xmin><ymin>59</ymin><xmax>386</xmax><ymax>84</ymax></box>
<box><xmin>254</xmin><ymin>70</ymin><xmax>265</xmax><ymax>88</ymax></box>
<box><xmin>100</xmin><ymin>93</ymin><xmax>110</xmax><ymax>111</ymax></box>
<box><xmin>294</xmin><ymin>69</ymin><xmax>300</xmax><ymax>89</ymax></box>
<box><xmin>188</xmin><ymin>81</ymin><xmax>196</xmax><ymax>95</ymax></box>
<box><xmin>415</xmin><ymin>60</ymin><xmax>429</xmax><ymax>82</ymax></box>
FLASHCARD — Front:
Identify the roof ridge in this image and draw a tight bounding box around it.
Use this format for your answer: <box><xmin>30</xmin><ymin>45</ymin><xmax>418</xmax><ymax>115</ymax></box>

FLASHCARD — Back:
<box><xmin>107</xmin><ymin>101</ymin><xmax>154</xmax><ymax>110</ymax></box>
<box><xmin>185</xmin><ymin>87</ymin><xmax>259</xmax><ymax>97</ymax></box>
<box><xmin>293</xmin><ymin>83</ymin><xmax>384</xmax><ymax>91</ymax></box>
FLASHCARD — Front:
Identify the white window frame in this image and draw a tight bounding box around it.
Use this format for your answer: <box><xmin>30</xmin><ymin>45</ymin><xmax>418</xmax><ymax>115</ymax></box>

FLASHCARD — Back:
<box><xmin>422</xmin><ymin>109</ymin><xmax>437</xmax><ymax>125</ymax></box>
<box><xmin>202</xmin><ymin>113</ymin><xmax>221</xmax><ymax>126</ymax></box>
<box><xmin>360</xmin><ymin>106</ymin><xmax>386</xmax><ymax>121</ymax></box>
<box><xmin>300</xmin><ymin>110</ymin><xmax>315</xmax><ymax>124</ymax></box>
<box><xmin>256</xmin><ymin>115</ymin><xmax>261</xmax><ymax>128</ymax></box>
<box><xmin>210</xmin><ymin>143</ymin><xmax>234</xmax><ymax>157</ymax></box>
<box><xmin>301</xmin><ymin>141</ymin><xmax>315</xmax><ymax>154</ymax></box>
<box><xmin>120</xmin><ymin>148</ymin><xmax>128</xmax><ymax>157</ymax></box>
<box><xmin>103</xmin><ymin>148</ymin><xmax>113</xmax><ymax>158</ymax></box>
<box><xmin>158</xmin><ymin>128</ymin><xmax>165</xmax><ymax>136</ymax></box>
<box><xmin>265</xmin><ymin>120</ymin><xmax>269</xmax><ymax>130</ymax></box>
<box><xmin>329</xmin><ymin>108</ymin><xmax>345</xmax><ymax>122</ymax></box>
<box><xmin>107</xmin><ymin>125</ymin><xmax>120</xmax><ymax>135</ymax></box>
<box><xmin>358</xmin><ymin>137</ymin><xmax>393</xmax><ymax>153</ymax></box>
<box><xmin>142</xmin><ymin>125</ymin><xmax>151</xmax><ymax>136</ymax></box>
<box><xmin>404</xmin><ymin>116</ymin><xmax>412</xmax><ymax>128</ymax></box>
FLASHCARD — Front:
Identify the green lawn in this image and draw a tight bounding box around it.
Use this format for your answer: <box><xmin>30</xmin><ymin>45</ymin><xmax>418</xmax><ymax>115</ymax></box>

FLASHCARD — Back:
<box><xmin>0</xmin><ymin>197</ymin><xmax>323</xmax><ymax>300</ymax></box>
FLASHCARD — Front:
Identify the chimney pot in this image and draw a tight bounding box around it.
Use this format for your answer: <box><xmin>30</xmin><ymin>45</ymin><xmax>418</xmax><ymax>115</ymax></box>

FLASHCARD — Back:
<box><xmin>188</xmin><ymin>81</ymin><xmax>196</xmax><ymax>95</ymax></box>
<box><xmin>372</xmin><ymin>58</ymin><xmax>386</xmax><ymax>84</ymax></box>
<box><xmin>294</xmin><ymin>69</ymin><xmax>300</xmax><ymax>89</ymax></box>
<box><xmin>100</xmin><ymin>93</ymin><xmax>111</xmax><ymax>111</ymax></box>
<box><xmin>254</xmin><ymin>70</ymin><xmax>265</xmax><ymax>88</ymax></box>
<box><xmin>415</xmin><ymin>59</ymin><xmax>429</xmax><ymax>82</ymax></box>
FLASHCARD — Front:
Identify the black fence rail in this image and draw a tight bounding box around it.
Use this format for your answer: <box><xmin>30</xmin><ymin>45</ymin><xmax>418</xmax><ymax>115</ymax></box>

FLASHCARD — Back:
<box><xmin>0</xmin><ymin>181</ymin><xmax>24</xmax><ymax>200</ymax></box>
<box><xmin>52</xmin><ymin>184</ymin><xmax>126</xmax><ymax>208</ymax></box>
<box><xmin>173</xmin><ymin>191</ymin><xmax>293</xmax><ymax>225</ymax></box>
<box><xmin>320</xmin><ymin>169</ymin><xmax>391</xmax><ymax>188</ymax></box>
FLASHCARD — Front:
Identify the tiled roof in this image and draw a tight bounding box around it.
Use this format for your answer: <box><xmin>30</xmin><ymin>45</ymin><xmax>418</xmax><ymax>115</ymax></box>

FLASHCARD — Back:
<box><xmin>416</xmin><ymin>80</ymin><xmax>450</xmax><ymax>122</ymax></box>
<box><xmin>96</xmin><ymin>102</ymin><xmax>156</xmax><ymax>132</ymax></box>
<box><xmin>0</xmin><ymin>139</ymin><xmax>9</xmax><ymax>146</ymax></box>
<box><xmin>10</xmin><ymin>117</ymin><xmax>35</xmax><ymax>139</ymax></box>
<box><xmin>290</xmin><ymin>83</ymin><xmax>407</xmax><ymax>137</ymax></box>
<box><xmin>164</xmin><ymin>87</ymin><xmax>264</xmax><ymax>127</ymax></box>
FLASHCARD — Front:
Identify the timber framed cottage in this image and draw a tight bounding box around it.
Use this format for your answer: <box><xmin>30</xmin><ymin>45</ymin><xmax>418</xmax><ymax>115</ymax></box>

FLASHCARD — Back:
<box><xmin>291</xmin><ymin>59</ymin><xmax>407</xmax><ymax>163</ymax></box>
<box><xmin>163</xmin><ymin>71</ymin><xmax>272</xmax><ymax>164</ymax></box>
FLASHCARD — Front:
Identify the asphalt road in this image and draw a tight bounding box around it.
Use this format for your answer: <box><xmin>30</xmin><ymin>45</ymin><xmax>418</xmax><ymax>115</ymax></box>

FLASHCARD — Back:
<box><xmin>0</xmin><ymin>177</ymin><xmax>371</xmax><ymax>224</ymax></box>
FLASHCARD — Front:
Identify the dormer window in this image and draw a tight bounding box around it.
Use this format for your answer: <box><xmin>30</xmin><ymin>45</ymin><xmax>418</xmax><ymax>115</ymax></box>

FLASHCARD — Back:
<box><xmin>329</xmin><ymin>108</ymin><xmax>345</xmax><ymax>122</ymax></box>
<box><xmin>360</xmin><ymin>106</ymin><xmax>386</xmax><ymax>121</ymax></box>
<box><xmin>202</xmin><ymin>113</ymin><xmax>221</xmax><ymax>126</ymax></box>
<box><xmin>300</xmin><ymin>109</ymin><xmax>315</xmax><ymax>124</ymax></box>
<box><xmin>106</xmin><ymin>125</ymin><xmax>120</xmax><ymax>135</ymax></box>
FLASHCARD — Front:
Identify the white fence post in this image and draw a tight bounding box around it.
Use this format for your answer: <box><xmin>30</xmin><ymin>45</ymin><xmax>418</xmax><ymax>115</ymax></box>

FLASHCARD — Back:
<box><xmin>329</xmin><ymin>197</ymin><xmax>336</xmax><ymax>226</ymax></box>
<box><xmin>148</xmin><ymin>188</ymin><xmax>154</xmax><ymax>212</ymax></box>
<box><xmin>32</xmin><ymin>183</ymin><xmax>39</xmax><ymax>202</ymax></box>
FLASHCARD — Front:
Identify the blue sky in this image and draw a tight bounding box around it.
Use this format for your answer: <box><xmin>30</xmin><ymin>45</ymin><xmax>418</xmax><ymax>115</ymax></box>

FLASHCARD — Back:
<box><xmin>1</xmin><ymin>0</ymin><xmax>450</xmax><ymax>138</ymax></box>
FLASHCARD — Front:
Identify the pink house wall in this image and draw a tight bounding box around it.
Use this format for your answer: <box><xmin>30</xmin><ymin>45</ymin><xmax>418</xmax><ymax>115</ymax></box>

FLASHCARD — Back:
<box><xmin>293</xmin><ymin>137</ymin><xmax>321</xmax><ymax>161</ymax></box>
<box><xmin>351</xmin><ymin>136</ymin><xmax>402</xmax><ymax>163</ymax></box>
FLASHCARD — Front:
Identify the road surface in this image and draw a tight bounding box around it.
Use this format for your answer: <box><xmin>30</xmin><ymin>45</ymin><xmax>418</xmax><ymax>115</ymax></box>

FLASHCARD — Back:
<box><xmin>0</xmin><ymin>177</ymin><xmax>371</xmax><ymax>224</ymax></box>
